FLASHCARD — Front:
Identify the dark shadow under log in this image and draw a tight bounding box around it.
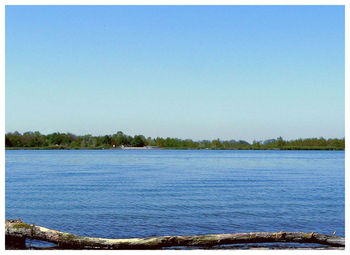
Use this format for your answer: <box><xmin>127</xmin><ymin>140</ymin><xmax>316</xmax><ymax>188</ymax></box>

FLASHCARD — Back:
<box><xmin>5</xmin><ymin>219</ymin><xmax>345</xmax><ymax>249</ymax></box>
<box><xmin>5</xmin><ymin>235</ymin><xmax>26</xmax><ymax>250</ymax></box>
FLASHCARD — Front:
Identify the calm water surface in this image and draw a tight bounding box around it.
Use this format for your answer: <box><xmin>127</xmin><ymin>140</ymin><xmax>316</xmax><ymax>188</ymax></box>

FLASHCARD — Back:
<box><xmin>6</xmin><ymin>150</ymin><xmax>345</xmax><ymax>241</ymax></box>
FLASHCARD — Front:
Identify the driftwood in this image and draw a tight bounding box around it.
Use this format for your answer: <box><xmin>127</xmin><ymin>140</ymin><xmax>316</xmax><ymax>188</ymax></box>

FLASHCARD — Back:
<box><xmin>5</xmin><ymin>219</ymin><xmax>345</xmax><ymax>249</ymax></box>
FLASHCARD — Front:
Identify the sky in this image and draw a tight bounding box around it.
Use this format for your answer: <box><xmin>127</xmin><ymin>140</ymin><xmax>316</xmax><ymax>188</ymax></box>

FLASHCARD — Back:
<box><xmin>5</xmin><ymin>5</ymin><xmax>345</xmax><ymax>142</ymax></box>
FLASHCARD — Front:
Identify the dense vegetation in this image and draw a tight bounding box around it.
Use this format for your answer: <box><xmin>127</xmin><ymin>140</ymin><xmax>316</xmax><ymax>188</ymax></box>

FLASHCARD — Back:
<box><xmin>5</xmin><ymin>131</ymin><xmax>345</xmax><ymax>150</ymax></box>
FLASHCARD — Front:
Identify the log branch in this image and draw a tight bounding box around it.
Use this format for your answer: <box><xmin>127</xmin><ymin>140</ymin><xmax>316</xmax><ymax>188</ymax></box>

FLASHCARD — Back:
<box><xmin>5</xmin><ymin>219</ymin><xmax>345</xmax><ymax>249</ymax></box>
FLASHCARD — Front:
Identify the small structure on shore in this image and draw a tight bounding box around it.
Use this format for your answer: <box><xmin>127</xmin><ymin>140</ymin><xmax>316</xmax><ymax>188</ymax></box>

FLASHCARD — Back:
<box><xmin>120</xmin><ymin>145</ymin><xmax>158</xmax><ymax>150</ymax></box>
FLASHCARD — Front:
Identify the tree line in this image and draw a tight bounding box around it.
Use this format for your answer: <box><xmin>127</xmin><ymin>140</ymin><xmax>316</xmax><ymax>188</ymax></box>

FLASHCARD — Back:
<box><xmin>5</xmin><ymin>131</ymin><xmax>345</xmax><ymax>150</ymax></box>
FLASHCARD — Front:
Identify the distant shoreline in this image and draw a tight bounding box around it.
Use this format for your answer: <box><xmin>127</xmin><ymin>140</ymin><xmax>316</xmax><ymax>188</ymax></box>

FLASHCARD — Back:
<box><xmin>5</xmin><ymin>132</ymin><xmax>345</xmax><ymax>151</ymax></box>
<box><xmin>5</xmin><ymin>147</ymin><xmax>344</xmax><ymax>151</ymax></box>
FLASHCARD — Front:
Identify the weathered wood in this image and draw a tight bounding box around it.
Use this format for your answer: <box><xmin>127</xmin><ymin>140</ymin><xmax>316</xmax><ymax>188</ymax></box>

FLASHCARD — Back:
<box><xmin>5</xmin><ymin>219</ymin><xmax>345</xmax><ymax>249</ymax></box>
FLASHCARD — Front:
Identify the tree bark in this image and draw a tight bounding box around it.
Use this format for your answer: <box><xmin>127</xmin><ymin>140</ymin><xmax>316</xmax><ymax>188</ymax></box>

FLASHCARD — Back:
<box><xmin>5</xmin><ymin>219</ymin><xmax>345</xmax><ymax>249</ymax></box>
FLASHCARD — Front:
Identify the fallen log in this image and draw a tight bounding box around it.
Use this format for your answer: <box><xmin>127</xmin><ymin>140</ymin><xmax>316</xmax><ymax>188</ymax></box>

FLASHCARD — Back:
<box><xmin>5</xmin><ymin>219</ymin><xmax>345</xmax><ymax>249</ymax></box>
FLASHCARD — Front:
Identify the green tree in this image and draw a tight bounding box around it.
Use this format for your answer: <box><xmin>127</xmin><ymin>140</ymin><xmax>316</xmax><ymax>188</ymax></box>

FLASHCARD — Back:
<box><xmin>101</xmin><ymin>135</ymin><xmax>112</xmax><ymax>145</ymax></box>
<box><xmin>277</xmin><ymin>136</ymin><xmax>285</xmax><ymax>148</ymax></box>
<box><xmin>131</xmin><ymin>135</ymin><xmax>146</xmax><ymax>147</ymax></box>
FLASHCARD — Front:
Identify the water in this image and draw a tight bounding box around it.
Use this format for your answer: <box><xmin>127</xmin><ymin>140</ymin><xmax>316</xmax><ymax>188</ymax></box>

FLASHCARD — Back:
<box><xmin>5</xmin><ymin>150</ymin><xmax>345</xmax><ymax>246</ymax></box>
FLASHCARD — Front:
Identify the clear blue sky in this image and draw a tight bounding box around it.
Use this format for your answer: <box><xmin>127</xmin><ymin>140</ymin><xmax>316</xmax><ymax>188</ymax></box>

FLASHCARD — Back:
<box><xmin>5</xmin><ymin>5</ymin><xmax>344</xmax><ymax>142</ymax></box>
